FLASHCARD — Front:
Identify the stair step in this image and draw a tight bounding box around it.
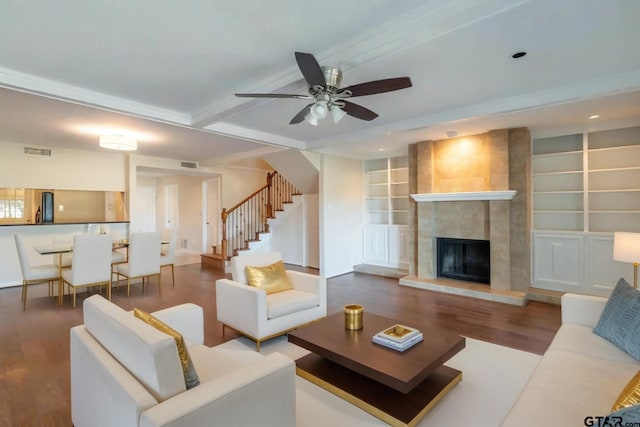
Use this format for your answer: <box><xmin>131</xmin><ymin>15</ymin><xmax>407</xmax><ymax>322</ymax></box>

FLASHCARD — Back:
<box><xmin>201</xmin><ymin>253</ymin><xmax>225</xmax><ymax>269</ymax></box>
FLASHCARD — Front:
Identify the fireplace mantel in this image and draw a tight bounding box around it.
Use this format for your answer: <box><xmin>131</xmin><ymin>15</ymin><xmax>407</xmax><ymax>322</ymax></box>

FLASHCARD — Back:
<box><xmin>411</xmin><ymin>190</ymin><xmax>517</xmax><ymax>202</ymax></box>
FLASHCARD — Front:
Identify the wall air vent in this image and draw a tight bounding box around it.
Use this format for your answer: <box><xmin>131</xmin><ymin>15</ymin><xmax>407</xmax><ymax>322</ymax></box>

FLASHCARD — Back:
<box><xmin>180</xmin><ymin>161</ymin><xmax>198</xmax><ymax>169</ymax></box>
<box><xmin>24</xmin><ymin>147</ymin><xmax>52</xmax><ymax>156</ymax></box>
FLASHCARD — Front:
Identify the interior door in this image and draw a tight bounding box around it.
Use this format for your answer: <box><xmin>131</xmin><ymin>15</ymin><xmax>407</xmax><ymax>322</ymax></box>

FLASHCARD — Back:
<box><xmin>133</xmin><ymin>186</ymin><xmax>156</xmax><ymax>232</ymax></box>
<box><xmin>164</xmin><ymin>184</ymin><xmax>178</xmax><ymax>230</ymax></box>
<box><xmin>202</xmin><ymin>177</ymin><xmax>221</xmax><ymax>253</ymax></box>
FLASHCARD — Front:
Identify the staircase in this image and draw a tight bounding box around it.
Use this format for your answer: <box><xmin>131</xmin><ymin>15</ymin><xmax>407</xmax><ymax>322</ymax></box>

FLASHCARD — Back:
<box><xmin>200</xmin><ymin>171</ymin><xmax>301</xmax><ymax>269</ymax></box>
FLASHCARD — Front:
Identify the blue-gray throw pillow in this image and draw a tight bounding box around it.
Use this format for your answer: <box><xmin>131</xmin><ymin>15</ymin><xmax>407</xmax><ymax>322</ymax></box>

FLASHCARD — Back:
<box><xmin>594</xmin><ymin>278</ymin><xmax>640</xmax><ymax>361</ymax></box>
<box><xmin>609</xmin><ymin>403</ymin><xmax>640</xmax><ymax>424</ymax></box>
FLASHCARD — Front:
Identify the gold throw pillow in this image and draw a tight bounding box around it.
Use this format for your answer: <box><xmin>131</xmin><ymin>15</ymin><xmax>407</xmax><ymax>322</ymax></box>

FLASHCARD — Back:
<box><xmin>245</xmin><ymin>260</ymin><xmax>292</xmax><ymax>294</ymax></box>
<box><xmin>612</xmin><ymin>370</ymin><xmax>640</xmax><ymax>411</ymax></box>
<box><xmin>134</xmin><ymin>308</ymin><xmax>200</xmax><ymax>389</ymax></box>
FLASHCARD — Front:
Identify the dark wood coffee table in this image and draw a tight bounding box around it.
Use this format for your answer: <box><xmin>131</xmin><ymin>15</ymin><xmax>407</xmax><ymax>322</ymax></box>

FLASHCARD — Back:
<box><xmin>288</xmin><ymin>311</ymin><xmax>465</xmax><ymax>427</ymax></box>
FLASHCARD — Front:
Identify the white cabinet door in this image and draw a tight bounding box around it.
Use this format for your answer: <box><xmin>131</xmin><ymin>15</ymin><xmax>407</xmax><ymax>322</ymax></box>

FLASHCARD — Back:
<box><xmin>586</xmin><ymin>236</ymin><xmax>634</xmax><ymax>295</ymax></box>
<box><xmin>363</xmin><ymin>225</ymin><xmax>388</xmax><ymax>265</ymax></box>
<box><xmin>533</xmin><ymin>233</ymin><xmax>584</xmax><ymax>291</ymax></box>
<box><xmin>388</xmin><ymin>226</ymin><xmax>410</xmax><ymax>267</ymax></box>
<box><xmin>363</xmin><ymin>225</ymin><xmax>410</xmax><ymax>268</ymax></box>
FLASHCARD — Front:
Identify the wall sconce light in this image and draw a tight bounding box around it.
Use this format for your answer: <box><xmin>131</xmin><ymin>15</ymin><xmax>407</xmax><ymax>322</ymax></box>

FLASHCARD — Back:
<box><xmin>99</xmin><ymin>135</ymin><xmax>138</xmax><ymax>151</ymax></box>
<box><xmin>613</xmin><ymin>232</ymin><xmax>640</xmax><ymax>288</ymax></box>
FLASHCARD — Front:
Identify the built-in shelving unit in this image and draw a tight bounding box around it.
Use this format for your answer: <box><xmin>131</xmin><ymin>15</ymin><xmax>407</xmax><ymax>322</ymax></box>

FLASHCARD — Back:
<box><xmin>363</xmin><ymin>156</ymin><xmax>409</xmax><ymax>268</ymax></box>
<box><xmin>365</xmin><ymin>157</ymin><xmax>409</xmax><ymax>225</ymax></box>
<box><xmin>532</xmin><ymin>127</ymin><xmax>640</xmax><ymax>233</ymax></box>
<box><xmin>531</xmin><ymin>126</ymin><xmax>640</xmax><ymax>296</ymax></box>
<box><xmin>587</xmin><ymin>127</ymin><xmax>640</xmax><ymax>232</ymax></box>
<box><xmin>532</xmin><ymin>133</ymin><xmax>584</xmax><ymax>231</ymax></box>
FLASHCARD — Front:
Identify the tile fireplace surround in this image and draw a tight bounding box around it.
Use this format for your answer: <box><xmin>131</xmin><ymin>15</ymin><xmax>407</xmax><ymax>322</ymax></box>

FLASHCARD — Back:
<box><xmin>400</xmin><ymin>128</ymin><xmax>531</xmax><ymax>306</ymax></box>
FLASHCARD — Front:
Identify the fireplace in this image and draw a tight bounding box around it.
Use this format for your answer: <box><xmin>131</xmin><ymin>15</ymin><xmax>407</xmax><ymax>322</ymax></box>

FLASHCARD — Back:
<box><xmin>437</xmin><ymin>238</ymin><xmax>490</xmax><ymax>284</ymax></box>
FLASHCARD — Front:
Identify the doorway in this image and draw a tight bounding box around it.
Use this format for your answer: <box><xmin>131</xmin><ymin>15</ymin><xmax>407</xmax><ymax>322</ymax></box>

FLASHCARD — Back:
<box><xmin>133</xmin><ymin>185</ymin><xmax>156</xmax><ymax>232</ymax></box>
<box><xmin>202</xmin><ymin>177</ymin><xmax>221</xmax><ymax>254</ymax></box>
<box><xmin>164</xmin><ymin>184</ymin><xmax>178</xmax><ymax>230</ymax></box>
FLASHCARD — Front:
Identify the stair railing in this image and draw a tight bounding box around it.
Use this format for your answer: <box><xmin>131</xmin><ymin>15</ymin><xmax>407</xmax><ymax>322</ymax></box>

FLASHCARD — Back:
<box><xmin>220</xmin><ymin>171</ymin><xmax>301</xmax><ymax>260</ymax></box>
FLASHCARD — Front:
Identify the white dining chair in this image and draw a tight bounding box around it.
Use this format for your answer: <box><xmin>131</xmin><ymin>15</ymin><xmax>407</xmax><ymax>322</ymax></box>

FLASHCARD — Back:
<box><xmin>52</xmin><ymin>234</ymin><xmax>79</xmax><ymax>274</ymax></box>
<box><xmin>110</xmin><ymin>246</ymin><xmax>127</xmax><ymax>279</ymax></box>
<box><xmin>61</xmin><ymin>234</ymin><xmax>113</xmax><ymax>308</ymax></box>
<box><xmin>14</xmin><ymin>234</ymin><xmax>60</xmax><ymax>310</ymax></box>
<box><xmin>114</xmin><ymin>232</ymin><xmax>162</xmax><ymax>297</ymax></box>
<box><xmin>160</xmin><ymin>228</ymin><xmax>177</xmax><ymax>287</ymax></box>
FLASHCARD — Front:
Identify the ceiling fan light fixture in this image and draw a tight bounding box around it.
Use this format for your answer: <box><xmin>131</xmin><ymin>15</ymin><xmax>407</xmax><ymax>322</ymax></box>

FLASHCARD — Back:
<box><xmin>330</xmin><ymin>105</ymin><xmax>347</xmax><ymax>124</ymax></box>
<box><xmin>304</xmin><ymin>113</ymin><xmax>319</xmax><ymax>126</ymax></box>
<box><xmin>310</xmin><ymin>101</ymin><xmax>328</xmax><ymax>119</ymax></box>
<box><xmin>235</xmin><ymin>52</ymin><xmax>412</xmax><ymax>125</ymax></box>
<box><xmin>99</xmin><ymin>134</ymin><xmax>137</xmax><ymax>151</ymax></box>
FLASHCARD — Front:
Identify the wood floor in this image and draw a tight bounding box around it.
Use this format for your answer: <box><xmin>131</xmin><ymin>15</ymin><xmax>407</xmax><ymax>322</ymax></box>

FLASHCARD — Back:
<box><xmin>0</xmin><ymin>263</ymin><xmax>561</xmax><ymax>426</ymax></box>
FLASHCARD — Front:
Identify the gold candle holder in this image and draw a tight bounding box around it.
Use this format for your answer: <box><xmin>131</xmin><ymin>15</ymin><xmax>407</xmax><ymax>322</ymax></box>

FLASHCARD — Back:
<box><xmin>344</xmin><ymin>304</ymin><xmax>363</xmax><ymax>330</ymax></box>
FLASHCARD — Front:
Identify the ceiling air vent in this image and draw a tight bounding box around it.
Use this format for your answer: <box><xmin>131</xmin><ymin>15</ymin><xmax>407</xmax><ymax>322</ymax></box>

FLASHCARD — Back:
<box><xmin>24</xmin><ymin>147</ymin><xmax>52</xmax><ymax>156</ymax></box>
<box><xmin>180</xmin><ymin>161</ymin><xmax>198</xmax><ymax>169</ymax></box>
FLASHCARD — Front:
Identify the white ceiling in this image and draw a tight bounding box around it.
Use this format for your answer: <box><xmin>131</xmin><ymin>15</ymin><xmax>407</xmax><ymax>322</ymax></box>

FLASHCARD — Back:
<box><xmin>0</xmin><ymin>0</ymin><xmax>639</xmax><ymax>164</ymax></box>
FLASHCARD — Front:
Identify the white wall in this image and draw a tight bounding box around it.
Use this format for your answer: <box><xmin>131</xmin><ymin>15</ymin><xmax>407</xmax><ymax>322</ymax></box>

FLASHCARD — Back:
<box><xmin>319</xmin><ymin>155</ymin><xmax>364</xmax><ymax>278</ymax></box>
<box><xmin>269</xmin><ymin>196</ymin><xmax>304</xmax><ymax>265</ymax></box>
<box><xmin>0</xmin><ymin>140</ymin><xmax>126</xmax><ymax>191</ymax></box>
<box><xmin>268</xmin><ymin>194</ymin><xmax>319</xmax><ymax>268</ymax></box>
<box><xmin>303</xmin><ymin>194</ymin><xmax>319</xmax><ymax>268</ymax></box>
<box><xmin>219</xmin><ymin>167</ymin><xmax>270</xmax><ymax>208</ymax></box>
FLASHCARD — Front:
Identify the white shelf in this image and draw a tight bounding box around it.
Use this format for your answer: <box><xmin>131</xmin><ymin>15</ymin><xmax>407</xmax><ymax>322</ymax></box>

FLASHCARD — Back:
<box><xmin>535</xmin><ymin>210</ymin><xmax>582</xmax><ymax>213</ymax></box>
<box><xmin>589</xmin><ymin>211</ymin><xmax>640</xmax><ymax>213</ymax></box>
<box><xmin>532</xmin><ymin>170</ymin><xmax>583</xmax><ymax>176</ymax></box>
<box><xmin>588</xmin><ymin>189</ymin><xmax>640</xmax><ymax>193</ymax></box>
<box><xmin>533</xmin><ymin>190</ymin><xmax>583</xmax><ymax>194</ymax></box>
<box><xmin>533</xmin><ymin>150</ymin><xmax>583</xmax><ymax>157</ymax></box>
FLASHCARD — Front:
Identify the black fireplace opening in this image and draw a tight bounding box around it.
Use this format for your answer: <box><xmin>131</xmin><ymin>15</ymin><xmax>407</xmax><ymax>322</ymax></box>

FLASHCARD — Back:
<box><xmin>437</xmin><ymin>238</ymin><xmax>490</xmax><ymax>284</ymax></box>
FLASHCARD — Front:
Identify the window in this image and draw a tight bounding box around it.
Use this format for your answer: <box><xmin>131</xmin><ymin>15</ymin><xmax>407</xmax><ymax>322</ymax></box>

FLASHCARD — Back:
<box><xmin>0</xmin><ymin>188</ymin><xmax>25</xmax><ymax>220</ymax></box>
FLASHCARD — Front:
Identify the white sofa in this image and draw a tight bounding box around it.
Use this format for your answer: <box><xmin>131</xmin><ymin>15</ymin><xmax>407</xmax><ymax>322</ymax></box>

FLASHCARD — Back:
<box><xmin>70</xmin><ymin>295</ymin><xmax>296</xmax><ymax>427</ymax></box>
<box><xmin>501</xmin><ymin>293</ymin><xmax>640</xmax><ymax>426</ymax></box>
<box><xmin>216</xmin><ymin>252</ymin><xmax>326</xmax><ymax>350</ymax></box>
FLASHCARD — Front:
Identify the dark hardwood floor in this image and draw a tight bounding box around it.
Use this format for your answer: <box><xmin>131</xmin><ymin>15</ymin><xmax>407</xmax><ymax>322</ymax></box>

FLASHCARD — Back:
<box><xmin>0</xmin><ymin>263</ymin><xmax>561</xmax><ymax>426</ymax></box>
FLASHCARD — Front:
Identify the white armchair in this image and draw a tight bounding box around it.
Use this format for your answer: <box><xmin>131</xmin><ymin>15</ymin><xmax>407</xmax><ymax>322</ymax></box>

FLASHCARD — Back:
<box><xmin>216</xmin><ymin>252</ymin><xmax>326</xmax><ymax>350</ymax></box>
<box><xmin>70</xmin><ymin>295</ymin><xmax>296</xmax><ymax>427</ymax></box>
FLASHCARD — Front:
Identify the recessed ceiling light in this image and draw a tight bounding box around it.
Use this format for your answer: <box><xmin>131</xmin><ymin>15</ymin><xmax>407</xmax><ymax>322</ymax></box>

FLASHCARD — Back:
<box><xmin>511</xmin><ymin>51</ymin><xmax>527</xmax><ymax>59</ymax></box>
<box><xmin>378</xmin><ymin>148</ymin><xmax>385</xmax><ymax>151</ymax></box>
<box><xmin>589</xmin><ymin>115</ymin><xmax>600</xmax><ymax>120</ymax></box>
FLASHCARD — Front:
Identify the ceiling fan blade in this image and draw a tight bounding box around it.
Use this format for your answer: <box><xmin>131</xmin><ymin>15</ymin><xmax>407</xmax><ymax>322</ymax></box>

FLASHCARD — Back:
<box><xmin>295</xmin><ymin>52</ymin><xmax>326</xmax><ymax>89</ymax></box>
<box><xmin>235</xmin><ymin>93</ymin><xmax>312</xmax><ymax>100</ymax></box>
<box><xmin>289</xmin><ymin>103</ymin><xmax>313</xmax><ymax>124</ymax></box>
<box><xmin>341</xmin><ymin>101</ymin><xmax>379</xmax><ymax>121</ymax></box>
<box><xmin>339</xmin><ymin>77</ymin><xmax>412</xmax><ymax>97</ymax></box>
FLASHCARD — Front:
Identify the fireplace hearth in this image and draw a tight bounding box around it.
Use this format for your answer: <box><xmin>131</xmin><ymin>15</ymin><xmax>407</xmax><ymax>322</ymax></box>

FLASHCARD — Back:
<box><xmin>437</xmin><ymin>238</ymin><xmax>490</xmax><ymax>284</ymax></box>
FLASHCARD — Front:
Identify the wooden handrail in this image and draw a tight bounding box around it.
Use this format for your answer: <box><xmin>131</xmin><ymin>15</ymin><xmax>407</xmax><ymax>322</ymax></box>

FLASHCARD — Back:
<box><xmin>226</xmin><ymin>171</ymin><xmax>276</xmax><ymax>213</ymax></box>
<box><xmin>219</xmin><ymin>171</ymin><xmax>299</xmax><ymax>260</ymax></box>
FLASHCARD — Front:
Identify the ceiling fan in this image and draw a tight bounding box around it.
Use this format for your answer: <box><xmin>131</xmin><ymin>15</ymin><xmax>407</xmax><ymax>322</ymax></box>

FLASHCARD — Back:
<box><xmin>235</xmin><ymin>52</ymin><xmax>412</xmax><ymax>125</ymax></box>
